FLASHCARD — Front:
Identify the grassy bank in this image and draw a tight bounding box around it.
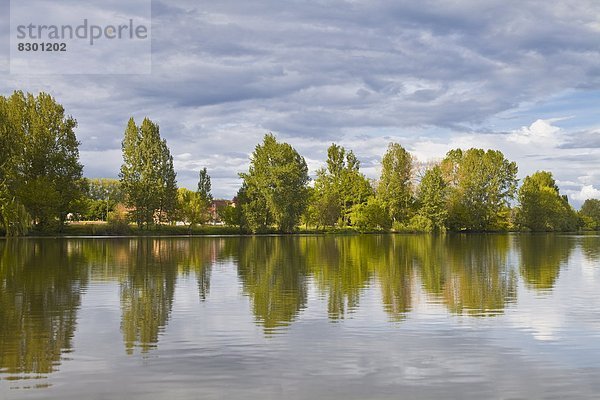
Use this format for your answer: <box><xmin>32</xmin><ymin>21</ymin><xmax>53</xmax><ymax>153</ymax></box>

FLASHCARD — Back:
<box><xmin>2</xmin><ymin>221</ymin><xmax>594</xmax><ymax>237</ymax></box>
<box><xmin>0</xmin><ymin>221</ymin><xmax>366</xmax><ymax>237</ymax></box>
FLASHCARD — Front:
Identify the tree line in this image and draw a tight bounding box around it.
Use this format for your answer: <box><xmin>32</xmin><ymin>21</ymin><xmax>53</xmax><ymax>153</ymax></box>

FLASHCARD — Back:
<box><xmin>229</xmin><ymin>134</ymin><xmax>588</xmax><ymax>233</ymax></box>
<box><xmin>1</xmin><ymin>91</ymin><xmax>600</xmax><ymax>236</ymax></box>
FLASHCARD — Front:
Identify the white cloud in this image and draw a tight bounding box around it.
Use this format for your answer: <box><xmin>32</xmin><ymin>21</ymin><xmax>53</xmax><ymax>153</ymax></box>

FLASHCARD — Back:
<box><xmin>508</xmin><ymin>119</ymin><xmax>563</xmax><ymax>145</ymax></box>
<box><xmin>570</xmin><ymin>185</ymin><xmax>600</xmax><ymax>201</ymax></box>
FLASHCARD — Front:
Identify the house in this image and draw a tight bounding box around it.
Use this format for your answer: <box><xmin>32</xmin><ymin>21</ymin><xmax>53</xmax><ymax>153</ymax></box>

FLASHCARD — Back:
<box><xmin>210</xmin><ymin>199</ymin><xmax>234</xmax><ymax>224</ymax></box>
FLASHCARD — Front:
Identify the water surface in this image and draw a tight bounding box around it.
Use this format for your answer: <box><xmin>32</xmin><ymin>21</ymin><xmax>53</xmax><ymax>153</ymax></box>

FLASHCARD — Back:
<box><xmin>1</xmin><ymin>234</ymin><xmax>599</xmax><ymax>399</ymax></box>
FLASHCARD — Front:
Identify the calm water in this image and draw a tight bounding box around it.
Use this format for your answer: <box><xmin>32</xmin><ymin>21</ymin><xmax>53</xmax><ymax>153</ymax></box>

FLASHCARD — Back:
<box><xmin>1</xmin><ymin>234</ymin><xmax>599</xmax><ymax>399</ymax></box>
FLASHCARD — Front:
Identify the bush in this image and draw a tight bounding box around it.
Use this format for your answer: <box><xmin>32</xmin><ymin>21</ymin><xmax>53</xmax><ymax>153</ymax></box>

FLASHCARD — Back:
<box><xmin>393</xmin><ymin>215</ymin><xmax>434</xmax><ymax>233</ymax></box>
<box><xmin>349</xmin><ymin>198</ymin><xmax>391</xmax><ymax>232</ymax></box>
<box><xmin>107</xmin><ymin>204</ymin><xmax>131</xmax><ymax>234</ymax></box>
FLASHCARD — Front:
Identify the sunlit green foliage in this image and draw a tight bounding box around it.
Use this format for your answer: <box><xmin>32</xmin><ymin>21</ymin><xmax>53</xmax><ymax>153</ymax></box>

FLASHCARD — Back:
<box><xmin>310</xmin><ymin>144</ymin><xmax>373</xmax><ymax>228</ymax></box>
<box><xmin>0</xmin><ymin>91</ymin><xmax>84</xmax><ymax>233</ymax></box>
<box><xmin>517</xmin><ymin>171</ymin><xmax>579</xmax><ymax>231</ymax></box>
<box><xmin>417</xmin><ymin>165</ymin><xmax>448</xmax><ymax>231</ymax></box>
<box><xmin>349</xmin><ymin>197</ymin><xmax>391</xmax><ymax>232</ymax></box>
<box><xmin>442</xmin><ymin>148</ymin><xmax>518</xmax><ymax>231</ymax></box>
<box><xmin>579</xmin><ymin>199</ymin><xmax>600</xmax><ymax>230</ymax></box>
<box><xmin>239</xmin><ymin>134</ymin><xmax>309</xmax><ymax>233</ymax></box>
<box><xmin>378</xmin><ymin>143</ymin><xmax>414</xmax><ymax>223</ymax></box>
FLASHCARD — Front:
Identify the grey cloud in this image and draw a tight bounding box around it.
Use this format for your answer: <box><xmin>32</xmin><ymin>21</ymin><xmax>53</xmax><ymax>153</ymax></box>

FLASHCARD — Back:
<box><xmin>560</xmin><ymin>130</ymin><xmax>600</xmax><ymax>149</ymax></box>
<box><xmin>2</xmin><ymin>0</ymin><xmax>600</xmax><ymax>197</ymax></box>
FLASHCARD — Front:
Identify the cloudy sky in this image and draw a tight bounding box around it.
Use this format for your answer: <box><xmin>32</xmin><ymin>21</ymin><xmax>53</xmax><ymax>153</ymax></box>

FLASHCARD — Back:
<box><xmin>1</xmin><ymin>0</ymin><xmax>600</xmax><ymax>205</ymax></box>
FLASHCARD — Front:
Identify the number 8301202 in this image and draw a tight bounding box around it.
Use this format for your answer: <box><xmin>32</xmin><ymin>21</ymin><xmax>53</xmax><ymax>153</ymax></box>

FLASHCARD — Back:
<box><xmin>17</xmin><ymin>42</ymin><xmax>67</xmax><ymax>52</ymax></box>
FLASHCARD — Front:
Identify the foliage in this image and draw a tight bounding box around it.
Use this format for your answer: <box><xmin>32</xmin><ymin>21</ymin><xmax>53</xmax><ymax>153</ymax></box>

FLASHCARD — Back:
<box><xmin>579</xmin><ymin>199</ymin><xmax>600</xmax><ymax>230</ymax></box>
<box><xmin>393</xmin><ymin>215</ymin><xmax>434</xmax><ymax>233</ymax></box>
<box><xmin>239</xmin><ymin>134</ymin><xmax>310</xmax><ymax>233</ymax></box>
<box><xmin>197</xmin><ymin>167</ymin><xmax>213</xmax><ymax>205</ymax></box>
<box><xmin>303</xmin><ymin>186</ymin><xmax>341</xmax><ymax>229</ymax></box>
<box><xmin>310</xmin><ymin>143</ymin><xmax>373</xmax><ymax>227</ymax></box>
<box><xmin>177</xmin><ymin>188</ymin><xmax>210</xmax><ymax>231</ymax></box>
<box><xmin>86</xmin><ymin>178</ymin><xmax>124</xmax><ymax>202</ymax></box>
<box><xmin>417</xmin><ymin>165</ymin><xmax>448</xmax><ymax>232</ymax></box>
<box><xmin>119</xmin><ymin>117</ymin><xmax>178</xmax><ymax>228</ymax></box>
<box><xmin>0</xmin><ymin>194</ymin><xmax>31</xmax><ymax>236</ymax></box>
<box><xmin>107</xmin><ymin>203</ymin><xmax>131</xmax><ymax>234</ymax></box>
<box><xmin>0</xmin><ymin>91</ymin><xmax>85</xmax><ymax>233</ymax></box>
<box><xmin>517</xmin><ymin>171</ymin><xmax>579</xmax><ymax>231</ymax></box>
<box><xmin>378</xmin><ymin>143</ymin><xmax>414</xmax><ymax>223</ymax></box>
<box><xmin>218</xmin><ymin>203</ymin><xmax>243</xmax><ymax>228</ymax></box>
<box><xmin>349</xmin><ymin>197</ymin><xmax>391</xmax><ymax>232</ymax></box>
<box><xmin>441</xmin><ymin>148</ymin><xmax>517</xmax><ymax>231</ymax></box>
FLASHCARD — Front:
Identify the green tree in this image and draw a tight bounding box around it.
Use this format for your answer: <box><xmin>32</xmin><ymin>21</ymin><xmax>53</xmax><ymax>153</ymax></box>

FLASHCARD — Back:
<box><xmin>176</xmin><ymin>188</ymin><xmax>208</xmax><ymax>231</ymax></box>
<box><xmin>517</xmin><ymin>171</ymin><xmax>578</xmax><ymax>231</ymax></box>
<box><xmin>349</xmin><ymin>197</ymin><xmax>390</xmax><ymax>232</ymax></box>
<box><xmin>239</xmin><ymin>134</ymin><xmax>309</xmax><ymax>233</ymax></box>
<box><xmin>442</xmin><ymin>148</ymin><xmax>517</xmax><ymax>231</ymax></box>
<box><xmin>119</xmin><ymin>117</ymin><xmax>178</xmax><ymax>228</ymax></box>
<box><xmin>579</xmin><ymin>198</ymin><xmax>600</xmax><ymax>230</ymax></box>
<box><xmin>80</xmin><ymin>178</ymin><xmax>124</xmax><ymax>221</ymax></box>
<box><xmin>86</xmin><ymin>178</ymin><xmax>124</xmax><ymax>202</ymax></box>
<box><xmin>197</xmin><ymin>167</ymin><xmax>213</xmax><ymax>204</ymax></box>
<box><xmin>303</xmin><ymin>185</ymin><xmax>341</xmax><ymax>229</ymax></box>
<box><xmin>311</xmin><ymin>144</ymin><xmax>373</xmax><ymax>227</ymax></box>
<box><xmin>417</xmin><ymin>165</ymin><xmax>448</xmax><ymax>231</ymax></box>
<box><xmin>378</xmin><ymin>143</ymin><xmax>414</xmax><ymax>223</ymax></box>
<box><xmin>0</xmin><ymin>92</ymin><xmax>84</xmax><ymax>232</ymax></box>
<box><xmin>195</xmin><ymin>167</ymin><xmax>213</xmax><ymax>223</ymax></box>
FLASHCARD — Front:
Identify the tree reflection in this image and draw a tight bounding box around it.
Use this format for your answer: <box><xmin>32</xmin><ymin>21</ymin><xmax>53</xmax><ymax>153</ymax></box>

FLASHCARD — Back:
<box><xmin>175</xmin><ymin>238</ymin><xmax>228</xmax><ymax>301</ymax></box>
<box><xmin>236</xmin><ymin>237</ymin><xmax>308</xmax><ymax>333</ymax></box>
<box><xmin>307</xmin><ymin>236</ymin><xmax>374</xmax><ymax>320</ymax></box>
<box><xmin>410</xmin><ymin>234</ymin><xmax>517</xmax><ymax>316</ymax></box>
<box><xmin>120</xmin><ymin>239</ymin><xmax>178</xmax><ymax>354</ymax></box>
<box><xmin>518</xmin><ymin>234</ymin><xmax>573</xmax><ymax>291</ymax></box>
<box><xmin>0</xmin><ymin>234</ymin><xmax>578</xmax><ymax>368</ymax></box>
<box><xmin>0</xmin><ymin>239</ymin><xmax>87</xmax><ymax>376</ymax></box>
<box><xmin>579</xmin><ymin>234</ymin><xmax>600</xmax><ymax>263</ymax></box>
<box><xmin>374</xmin><ymin>236</ymin><xmax>414</xmax><ymax>321</ymax></box>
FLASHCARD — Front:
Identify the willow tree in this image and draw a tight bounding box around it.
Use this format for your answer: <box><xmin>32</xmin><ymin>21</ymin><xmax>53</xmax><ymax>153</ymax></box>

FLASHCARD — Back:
<box><xmin>119</xmin><ymin>117</ymin><xmax>177</xmax><ymax>228</ymax></box>
<box><xmin>239</xmin><ymin>134</ymin><xmax>309</xmax><ymax>233</ymax></box>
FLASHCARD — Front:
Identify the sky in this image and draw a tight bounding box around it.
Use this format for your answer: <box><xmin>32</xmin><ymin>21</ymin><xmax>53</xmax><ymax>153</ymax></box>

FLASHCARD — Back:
<box><xmin>1</xmin><ymin>0</ymin><xmax>600</xmax><ymax>206</ymax></box>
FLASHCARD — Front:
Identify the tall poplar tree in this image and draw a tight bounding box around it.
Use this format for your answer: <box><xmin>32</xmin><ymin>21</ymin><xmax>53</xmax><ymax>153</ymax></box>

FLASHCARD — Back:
<box><xmin>378</xmin><ymin>143</ymin><xmax>414</xmax><ymax>223</ymax></box>
<box><xmin>197</xmin><ymin>167</ymin><xmax>213</xmax><ymax>205</ymax></box>
<box><xmin>119</xmin><ymin>117</ymin><xmax>177</xmax><ymax>227</ymax></box>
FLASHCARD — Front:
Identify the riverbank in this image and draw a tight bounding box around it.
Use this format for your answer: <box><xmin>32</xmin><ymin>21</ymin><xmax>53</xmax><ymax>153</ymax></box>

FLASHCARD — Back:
<box><xmin>6</xmin><ymin>221</ymin><xmax>368</xmax><ymax>237</ymax></box>
<box><xmin>2</xmin><ymin>221</ymin><xmax>596</xmax><ymax>237</ymax></box>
